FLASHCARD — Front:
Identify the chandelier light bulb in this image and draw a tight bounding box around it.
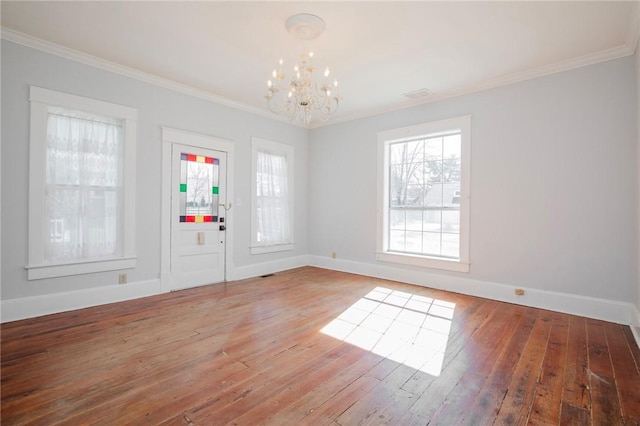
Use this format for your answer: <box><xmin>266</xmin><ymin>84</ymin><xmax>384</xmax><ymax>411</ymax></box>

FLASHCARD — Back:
<box><xmin>324</xmin><ymin>67</ymin><xmax>330</xmax><ymax>77</ymax></box>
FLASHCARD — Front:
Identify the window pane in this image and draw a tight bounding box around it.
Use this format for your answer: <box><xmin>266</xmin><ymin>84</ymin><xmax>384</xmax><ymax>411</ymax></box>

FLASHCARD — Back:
<box><xmin>405</xmin><ymin>231</ymin><xmax>422</xmax><ymax>253</ymax></box>
<box><xmin>389</xmin><ymin>230</ymin><xmax>405</xmax><ymax>251</ymax></box>
<box><xmin>424</xmin><ymin>137</ymin><xmax>442</xmax><ymax>160</ymax></box>
<box><xmin>442</xmin><ymin>210</ymin><xmax>460</xmax><ymax>233</ymax></box>
<box><xmin>390</xmin><ymin>209</ymin><xmax>406</xmax><ymax>230</ymax></box>
<box><xmin>425</xmin><ymin>183</ymin><xmax>443</xmax><ymax>208</ymax></box>
<box><xmin>443</xmin><ymin>182</ymin><xmax>461</xmax><ymax>208</ymax></box>
<box><xmin>441</xmin><ymin>233</ymin><xmax>460</xmax><ymax>258</ymax></box>
<box><xmin>423</xmin><ymin>210</ymin><xmax>441</xmax><ymax>232</ymax></box>
<box><xmin>179</xmin><ymin>153</ymin><xmax>218</xmax><ymax>222</ymax></box>
<box><xmin>422</xmin><ymin>232</ymin><xmax>441</xmax><ymax>256</ymax></box>
<box><xmin>425</xmin><ymin>160</ymin><xmax>442</xmax><ymax>182</ymax></box>
<box><xmin>442</xmin><ymin>159</ymin><xmax>460</xmax><ymax>182</ymax></box>
<box><xmin>443</xmin><ymin>134</ymin><xmax>461</xmax><ymax>159</ymax></box>
<box><xmin>406</xmin><ymin>210</ymin><xmax>423</xmax><ymax>231</ymax></box>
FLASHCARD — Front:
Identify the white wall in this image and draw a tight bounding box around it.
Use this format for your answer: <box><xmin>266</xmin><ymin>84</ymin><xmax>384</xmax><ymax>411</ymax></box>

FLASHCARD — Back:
<box><xmin>2</xmin><ymin>38</ymin><xmax>639</xmax><ymax>328</ymax></box>
<box><xmin>309</xmin><ymin>57</ymin><xmax>637</xmax><ymax>315</ymax></box>
<box><xmin>1</xmin><ymin>40</ymin><xmax>308</xmax><ymax>306</ymax></box>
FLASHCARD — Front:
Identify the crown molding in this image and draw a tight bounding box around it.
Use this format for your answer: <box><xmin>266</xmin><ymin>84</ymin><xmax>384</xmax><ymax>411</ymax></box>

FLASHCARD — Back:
<box><xmin>1</xmin><ymin>27</ymin><xmax>633</xmax><ymax>131</ymax></box>
<box><xmin>313</xmin><ymin>43</ymin><xmax>634</xmax><ymax>129</ymax></box>
<box><xmin>0</xmin><ymin>27</ymin><xmax>303</xmax><ymax>128</ymax></box>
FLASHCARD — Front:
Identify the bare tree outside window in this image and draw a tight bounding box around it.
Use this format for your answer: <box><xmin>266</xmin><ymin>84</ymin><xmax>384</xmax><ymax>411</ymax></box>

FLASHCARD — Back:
<box><xmin>186</xmin><ymin>162</ymin><xmax>212</xmax><ymax>215</ymax></box>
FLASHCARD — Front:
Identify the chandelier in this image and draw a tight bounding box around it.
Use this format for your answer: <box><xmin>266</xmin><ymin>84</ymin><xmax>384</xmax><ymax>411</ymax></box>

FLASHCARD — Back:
<box><xmin>265</xmin><ymin>14</ymin><xmax>341</xmax><ymax>125</ymax></box>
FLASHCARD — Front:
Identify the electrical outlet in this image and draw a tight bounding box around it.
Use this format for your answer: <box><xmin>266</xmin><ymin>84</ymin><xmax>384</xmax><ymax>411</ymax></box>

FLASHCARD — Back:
<box><xmin>332</xmin><ymin>251</ymin><xmax>337</xmax><ymax>259</ymax></box>
<box><xmin>119</xmin><ymin>273</ymin><xmax>127</xmax><ymax>284</ymax></box>
<box><xmin>515</xmin><ymin>288</ymin><xmax>525</xmax><ymax>296</ymax></box>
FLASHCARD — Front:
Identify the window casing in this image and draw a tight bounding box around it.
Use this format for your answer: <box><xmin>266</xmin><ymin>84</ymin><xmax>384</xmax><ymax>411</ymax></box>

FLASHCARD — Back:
<box><xmin>27</xmin><ymin>86</ymin><xmax>137</xmax><ymax>279</ymax></box>
<box><xmin>251</xmin><ymin>138</ymin><xmax>294</xmax><ymax>254</ymax></box>
<box><xmin>377</xmin><ymin>116</ymin><xmax>471</xmax><ymax>272</ymax></box>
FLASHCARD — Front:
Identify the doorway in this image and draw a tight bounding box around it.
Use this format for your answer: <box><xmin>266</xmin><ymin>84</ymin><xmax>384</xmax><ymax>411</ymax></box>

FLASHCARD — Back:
<box><xmin>160</xmin><ymin>128</ymin><xmax>234</xmax><ymax>292</ymax></box>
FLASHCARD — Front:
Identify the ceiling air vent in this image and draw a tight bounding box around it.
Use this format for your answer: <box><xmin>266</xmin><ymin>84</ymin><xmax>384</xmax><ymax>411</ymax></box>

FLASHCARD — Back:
<box><xmin>402</xmin><ymin>88</ymin><xmax>433</xmax><ymax>99</ymax></box>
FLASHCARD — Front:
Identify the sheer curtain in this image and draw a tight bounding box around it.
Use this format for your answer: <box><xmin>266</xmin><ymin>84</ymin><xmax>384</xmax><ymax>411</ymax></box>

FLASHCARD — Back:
<box><xmin>44</xmin><ymin>108</ymin><xmax>123</xmax><ymax>261</ymax></box>
<box><xmin>256</xmin><ymin>151</ymin><xmax>291</xmax><ymax>246</ymax></box>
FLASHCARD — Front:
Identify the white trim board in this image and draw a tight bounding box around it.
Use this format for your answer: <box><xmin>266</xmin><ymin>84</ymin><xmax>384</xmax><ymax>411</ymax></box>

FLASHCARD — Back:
<box><xmin>1</xmin><ymin>279</ymin><xmax>161</xmax><ymax>323</ymax></box>
<box><xmin>308</xmin><ymin>255</ymin><xmax>636</xmax><ymax>327</ymax></box>
<box><xmin>632</xmin><ymin>305</ymin><xmax>640</xmax><ymax>351</ymax></box>
<box><xmin>1</xmin><ymin>255</ymin><xmax>638</xmax><ymax>334</ymax></box>
<box><xmin>0</xmin><ymin>256</ymin><xmax>309</xmax><ymax>323</ymax></box>
<box><xmin>0</xmin><ymin>28</ymin><xmax>296</xmax><ymax>128</ymax></box>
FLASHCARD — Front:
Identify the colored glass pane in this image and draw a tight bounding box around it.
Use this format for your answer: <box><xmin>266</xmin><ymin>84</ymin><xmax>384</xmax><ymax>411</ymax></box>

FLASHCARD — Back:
<box><xmin>179</xmin><ymin>152</ymin><xmax>219</xmax><ymax>223</ymax></box>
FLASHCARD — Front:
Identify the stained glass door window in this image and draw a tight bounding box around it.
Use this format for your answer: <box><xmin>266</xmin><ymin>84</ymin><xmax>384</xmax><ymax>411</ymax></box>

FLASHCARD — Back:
<box><xmin>179</xmin><ymin>153</ymin><xmax>219</xmax><ymax>222</ymax></box>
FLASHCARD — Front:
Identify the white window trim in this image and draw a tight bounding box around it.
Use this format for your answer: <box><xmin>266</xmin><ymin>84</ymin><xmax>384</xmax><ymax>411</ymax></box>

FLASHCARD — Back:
<box><xmin>376</xmin><ymin>115</ymin><xmax>471</xmax><ymax>273</ymax></box>
<box><xmin>250</xmin><ymin>137</ymin><xmax>294</xmax><ymax>255</ymax></box>
<box><xmin>26</xmin><ymin>86</ymin><xmax>137</xmax><ymax>280</ymax></box>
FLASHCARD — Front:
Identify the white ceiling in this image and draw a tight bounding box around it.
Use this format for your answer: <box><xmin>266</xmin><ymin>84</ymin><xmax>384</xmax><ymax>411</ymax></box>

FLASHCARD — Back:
<box><xmin>1</xmin><ymin>1</ymin><xmax>638</xmax><ymax>127</ymax></box>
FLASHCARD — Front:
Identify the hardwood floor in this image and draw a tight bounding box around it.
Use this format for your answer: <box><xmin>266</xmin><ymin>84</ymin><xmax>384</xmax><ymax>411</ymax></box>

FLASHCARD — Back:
<box><xmin>2</xmin><ymin>267</ymin><xmax>639</xmax><ymax>425</ymax></box>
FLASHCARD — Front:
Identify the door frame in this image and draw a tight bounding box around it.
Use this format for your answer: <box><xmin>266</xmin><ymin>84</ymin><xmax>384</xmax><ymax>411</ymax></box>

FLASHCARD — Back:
<box><xmin>160</xmin><ymin>127</ymin><xmax>234</xmax><ymax>293</ymax></box>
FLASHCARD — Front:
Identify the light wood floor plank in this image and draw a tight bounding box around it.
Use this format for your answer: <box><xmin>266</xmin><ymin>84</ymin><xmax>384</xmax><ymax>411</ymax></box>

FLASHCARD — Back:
<box><xmin>2</xmin><ymin>267</ymin><xmax>639</xmax><ymax>425</ymax></box>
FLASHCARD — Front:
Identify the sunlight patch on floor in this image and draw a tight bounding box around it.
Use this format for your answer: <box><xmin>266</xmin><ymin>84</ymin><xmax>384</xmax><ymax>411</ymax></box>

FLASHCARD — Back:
<box><xmin>320</xmin><ymin>287</ymin><xmax>455</xmax><ymax>376</ymax></box>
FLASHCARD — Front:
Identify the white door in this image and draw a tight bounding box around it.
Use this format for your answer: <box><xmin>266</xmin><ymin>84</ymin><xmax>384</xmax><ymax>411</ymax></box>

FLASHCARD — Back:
<box><xmin>170</xmin><ymin>143</ymin><xmax>226</xmax><ymax>291</ymax></box>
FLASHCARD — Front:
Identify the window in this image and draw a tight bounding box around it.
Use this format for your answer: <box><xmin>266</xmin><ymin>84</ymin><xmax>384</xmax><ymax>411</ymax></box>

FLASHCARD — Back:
<box><xmin>377</xmin><ymin>116</ymin><xmax>470</xmax><ymax>272</ymax></box>
<box><xmin>179</xmin><ymin>152</ymin><xmax>220</xmax><ymax>223</ymax></box>
<box><xmin>27</xmin><ymin>86</ymin><xmax>137</xmax><ymax>279</ymax></box>
<box><xmin>251</xmin><ymin>137</ymin><xmax>294</xmax><ymax>254</ymax></box>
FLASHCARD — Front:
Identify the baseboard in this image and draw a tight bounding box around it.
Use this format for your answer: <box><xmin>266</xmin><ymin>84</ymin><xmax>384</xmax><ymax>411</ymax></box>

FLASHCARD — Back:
<box><xmin>308</xmin><ymin>255</ymin><xmax>635</xmax><ymax>326</ymax></box>
<box><xmin>229</xmin><ymin>255</ymin><xmax>309</xmax><ymax>282</ymax></box>
<box><xmin>1</xmin><ymin>279</ymin><xmax>161</xmax><ymax>323</ymax></box>
<box><xmin>2</xmin><ymin>254</ymin><xmax>635</xmax><ymax>333</ymax></box>
<box><xmin>632</xmin><ymin>304</ymin><xmax>640</xmax><ymax>350</ymax></box>
<box><xmin>0</xmin><ymin>256</ymin><xmax>310</xmax><ymax>323</ymax></box>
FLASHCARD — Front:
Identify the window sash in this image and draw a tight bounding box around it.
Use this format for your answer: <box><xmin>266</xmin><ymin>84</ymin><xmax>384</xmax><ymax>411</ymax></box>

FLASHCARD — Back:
<box><xmin>255</xmin><ymin>151</ymin><xmax>291</xmax><ymax>245</ymax></box>
<box><xmin>44</xmin><ymin>109</ymin><xmax>124</xmax><ymax>262</ymax></box>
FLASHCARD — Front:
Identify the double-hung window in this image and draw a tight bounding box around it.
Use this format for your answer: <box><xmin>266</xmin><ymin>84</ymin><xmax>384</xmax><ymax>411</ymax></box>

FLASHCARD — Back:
<box><xmin>250</xmin><ymin>137</ymin><xmax>294</xmax><ymax>254</ymax></box>
<box><xmin>27</xmin><ymin>87</ymin><xmax>137</xmax><ymax>279</ymax></box>
<box><xmin>377</xmin><ymin>115</ymin><xmax>471</xmax><ymax>272</ymax></box>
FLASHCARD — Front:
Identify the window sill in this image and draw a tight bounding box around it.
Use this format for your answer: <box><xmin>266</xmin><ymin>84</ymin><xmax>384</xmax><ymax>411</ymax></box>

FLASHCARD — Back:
<box><xmin>376</xmin><ymin>251</ymin><xmax>469</xmax><ymax>273</ymax></box>
<box><xmin>26</xmin><ymin>256</ymin><xmax>137</xmax><ymax>280</ymax></box>
<box><xmin>250</xmin><ymin>244</ymin><xmax>294</xmax><ymax>255</ymax></box>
